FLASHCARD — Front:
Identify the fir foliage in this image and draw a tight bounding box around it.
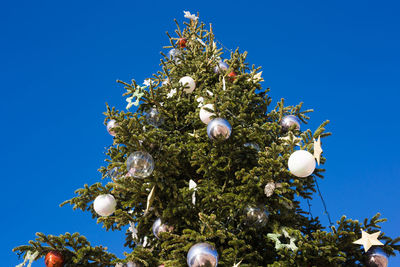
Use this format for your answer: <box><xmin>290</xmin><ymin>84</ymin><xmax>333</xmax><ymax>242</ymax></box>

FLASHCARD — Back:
<box><xmin>14</xmin><ymin>14</ymin><xmax>400</xmax><ymax>267</ymax></box>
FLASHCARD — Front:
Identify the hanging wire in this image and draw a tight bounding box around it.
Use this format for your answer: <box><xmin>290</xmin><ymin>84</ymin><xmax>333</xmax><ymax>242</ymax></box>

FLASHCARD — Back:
<box><xmin>314</xmin><ymin>177</ymin><xmax>333</xmax><ymax>227</ymax></box>
<box><xmin>215</xmin><ymin>39</ymin><xmax>234</xmax><ymax>54</ymax></box>
<box><xmin>306</xmin><ymin>198</ymin><xmax>314</xmax><ymax>220</ymax></box>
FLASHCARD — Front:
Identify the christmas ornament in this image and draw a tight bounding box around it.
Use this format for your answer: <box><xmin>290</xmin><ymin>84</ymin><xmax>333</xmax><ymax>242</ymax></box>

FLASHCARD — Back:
<box><xmin>126</xmin><ymin>151</ymin><xmax>154</xmax><ymax>178</ymax></box>
<box><xmin>313</xmin><ymin>136</ymin><xmax>323</xmax><ymax>165</ymax></box>
<box><xmin>126</xmin><ymin>85</ymin><xmax>146</xmax><ymax>109</ymax></box>
<box><xmin>128</xmin><ymin>221</ymin><xmax>138</xmax><ymax>240</ymax></box>
<box><xmin>107</xmin><ymin>167</ymin><xmax>120</xmax><ymax>180</ymax></box>
<box><xmin>280</xmin><ymin>115</ymin><xmax>301</xmax><ymax>131</ymax></box>
<box><xmin>152</xmin><ymin>218</ymin><xmax>173</xmax><ymax>239</ymax></box>
<box><xmin>93</xmin><ymin>194</ymin><xmax>117</xmax><ymax>217</ymax></box>
<box><xmin>247</xmin><ymin>71</ymin><xmax>263</xmax><ymax>82</ymax></box>
<box><xmin>264</xmin><ymin>182</ymin><xmax>276</xmax><ymax>197</ymax></box>
<box><xmin>115</xmin><ymin>262</ymin><xmax>142</xmax><ymax>267</ymax></box>
<box><xmin>178</xmin><ymin>38</ymin><xmax>187</xmax><ymax>48</ymax></box>
<box><xmin>179</xmin><ymin>76</ymin><xmax>196</xmax><ymax>93</ymax></box>
<box><xmin>288</xmin><ymin>150</ymin><xmax>316</xmax><ymax>178</ymax></box>
<box><xmin>366</xmin><ymin>247</ymin><xmax>388</xmax><ymax>267</ymax></box>
<box><xmin>143</xmin><ymin>79</ymin><xmax>153</xmax><ymax>87</ymax></box>
<box><xmin>353</xmin><ymin>230</ymin><xmax>384</xmax><ymax>252</ymax></box>
<box><xmin>167</xmin><ymin>88</ymin><xmax>177</xmax><ymax>98</ymax></box>
<box><xmin>227</xmin><ymin>71</ymin><xmax>237</xmax><ymax>81</ymax></box>
<box><xmin>106</xmin><ymin>119</ymin><xmax>118</xmax><ymax>136</ymax></box>
<box><xmin>144</xmin><ymin>185</ymin><xmax>155</xmax><ymax>216</ymax></box>
<box><xmin>189</xmin><ymin>179</ymin><xmax>197</xmax><ymax>205</ymax></box>
<box><xmin>187</xmin><ymin>242</ymin><xmax>218</xmax><ymax>267</ymax></box>
<box><xmin>145</xmin><ymin>108</ymin><xmax>163</xmax><ymax>127</ymax></box>
<box><xmin>267</xmin><ymin>228</ymin><xmax>298</xmax><ymax>251</ymax></box>
<box><xmin>279</xmin><ymin>135</ymin><xmax>302</xmax><ymax>147</ymax></box>
<box><xmin>45</xmin><ymin>251</ymin><xmax>64</xmax><ymax>267</ymax></box>
<box><xmin>245</xmin><ymin>206</ymin><xmax>269</xmax><ymax>227</ymax></box>
<box><xmin>213</xmin><ymin>61</ymin><xmax>229</xmax><ymax>73</ymax></box>
<box><xmin>233</xmin><ymin>260</ymin><xmax>243</xmax><ymax>267</ymax></box>
<box><xmin>16</xmin><ymin>250</ymin><xmax>39</xmax><ymax>267</ymax></box>
<box><xmin>199</xmin><ymin>104</ymin><xmax>215</xmax><ymax>124</ymax></box>
<box><xmin>207</xmin><ymin>118</ymin><xmax>232</xmax><ymax>140</ymax></box>
<box><xmin>244</xmin><ymin>143</ymin><xmax>260</xmax><ymax>152</ymax></box>
<box><xmin>183</xmin><ymin>11</ymin><xmax>198</xmax><ymax>21</ymax></box>
<box><xmin>168</xmin><ymin>48</ymin><xmax>182</xmax><ymax>62</ymax></box>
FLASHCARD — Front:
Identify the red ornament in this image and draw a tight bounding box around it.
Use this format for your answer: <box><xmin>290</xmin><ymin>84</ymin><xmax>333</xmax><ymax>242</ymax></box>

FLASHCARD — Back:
<box><xmin>227</xmin><ymin>71</ymin><xmax>237</xmax><ymax>81</ymax></box>
<box><xmin>45</xmin><ymin>251</ymin><xmax>64</xmax><ymax>267</ymax></box>
<box><xmin>178</xmin><ymin>38</ymin><xmax>187</xmax><ymax>48</ymax></box>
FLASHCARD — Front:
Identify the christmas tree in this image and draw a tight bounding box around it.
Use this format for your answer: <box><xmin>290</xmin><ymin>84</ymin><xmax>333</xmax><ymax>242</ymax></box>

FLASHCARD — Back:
<box><xmin>14</xmin><ymin>12</ymin><xmax>400</xmax><ymax>267</ymax></box>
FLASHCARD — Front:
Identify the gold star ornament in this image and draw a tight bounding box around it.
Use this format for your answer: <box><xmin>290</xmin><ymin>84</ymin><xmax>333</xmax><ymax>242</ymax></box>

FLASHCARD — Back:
<box><xmin>353</xmin><ymin>230</ymin><xmax>384</xmax><ymax>252</ymax></box>
<box><xmin>313</xmin><ymin>136</ymin><xmax>323</xmax><ymax>165</ymax></box>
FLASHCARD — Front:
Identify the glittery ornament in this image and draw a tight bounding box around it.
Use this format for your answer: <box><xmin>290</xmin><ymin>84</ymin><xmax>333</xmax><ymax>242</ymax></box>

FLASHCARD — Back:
<box><xmin>264</xmin><ymin>182</ymin><xmax>276</xmax><ymax>197</ymax></box>
<box><xmin>187</xmin><ymin>242</ymin><xmax>218</xmax><ymax>267</ymax></box>
<box><xmin>199</xmin><ymin>103</ymin><xmax>215</xmax><ymax>124</ymax></box>
<box><xmin>178</xmin><ymin>38</ymin><xmax>187</xmax><ymax>48</ymax></box>
<box><xmin>213</xmin><ymin>61</ymin><xmax>229</xmax><ymax>73</ymax></box>
<box><xmin>152</xmin><ymin>218</ymin><xmax>173</xmax><ymax>239</ymax></box>
<box><xmin>126</xmin><ymin>151</ymin><xmax>154</xmax><ymax>178</ymax></box>
<box><xmin>207</xmin><ymin>118</ymin><xmax>232</xmax><ymax>140</ymax></box>
<box><xmin>107</xmin><ymin>119</ymin><xmax>118</xmax><ymax>137</ymax></box>
<box><xmin>288</xmin><ymin>150</ymin><xmax>316</xmax><ymax>178</ymax></box>
<box><xmin>280</xmin><ymin>115</ymin><xmax>301</xmax><ymax>131</ymax></box>
<box><xmin>45</xmin><ymin>251</ymin><xmax>64</xmax><ymax>267</ymax></box>
<box><xmin>145</xmin><ymin>108</ymin><xmax>163</xmax><ymax>127</ymax></box>
<box><xmin>93</xmin><ymin>194</ymin><xmax>117</xmax><ymax>217</ymax></box>
<box><xmin>245</xmin><ymin>206</ymin><xmax>269</xmax><ymax>227</ymax></box>
<box><xmin>179</xmin><ymin>76</ymin><xmax>196</xmax><ymax>93</ymax></box>
<box><xmin>366</xmin><ymin>247</ymin><xmax>388</xmax><ymax>267</ymax></box>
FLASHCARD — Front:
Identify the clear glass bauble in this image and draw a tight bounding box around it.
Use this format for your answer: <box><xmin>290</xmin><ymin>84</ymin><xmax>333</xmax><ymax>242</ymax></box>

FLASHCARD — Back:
<box><xmin>245</xmin><ymin>206</ymin><xmax>269</xmax><ymax>227</ymax></box>
<box><xmin>145</xmin><ymin>108</ymin><xmax>163</xmax><ymax>127</ymax></box>
<box><xmin>126</xmin><ymin>151</ymin><xmax>154</xmax><ymax>178</ymax></box>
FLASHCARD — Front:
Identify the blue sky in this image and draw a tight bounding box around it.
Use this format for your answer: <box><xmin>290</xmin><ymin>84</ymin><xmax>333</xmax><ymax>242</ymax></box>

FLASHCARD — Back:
<box><xmin>1</xmin><ymin>0</ymin><xmax>400</xmax><ymax>266</ymax></box>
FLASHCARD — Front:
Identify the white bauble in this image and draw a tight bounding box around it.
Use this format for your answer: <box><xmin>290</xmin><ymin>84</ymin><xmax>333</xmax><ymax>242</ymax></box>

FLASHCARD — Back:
<box><xmin>199</xmin><ymin>104</ymin><xmax>215</xmax><ymax>124</ymax></box>
<box><xmin>179</xmin><ymin>76</ymin><xmax>196</xmax><ymax>93</ymax></box>
<box><xmin>288</xmin><ymin>150</ymin><xmax>316</xmax><ymax>177</ymax></box>
<box><xmin>93</xmin><ymin>194</ymin><xmax>116</xmax><ymax>217</ymax></box>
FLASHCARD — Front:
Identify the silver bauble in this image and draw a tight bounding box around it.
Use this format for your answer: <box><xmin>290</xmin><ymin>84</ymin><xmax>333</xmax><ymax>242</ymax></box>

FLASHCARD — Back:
<box><xmin>280</xmin><ymin>115</ymin><xmax>301</xmax><ymax>131</ymax></box>
<box><xmin>152</xmin><ymin>218</ymin><xmax>173</xmax><ymax>239</ymax></box>
<box><xmin>126</xmin><ymin>151</ymin><xmax>154</xmax><ymax>178</ymax></box>
<box><xmin>146</xmin><ymin>108</ymin><xmax>163</xmax><ymax>127</ymax></box>
<box><xmin>207</xmin><ymin>118</ymin><xmax>232</xmax><ymax>140</ymax></box>
<box><xmin>366</xmin><ymin>248</ymin><xmax>388</xmax><ymax>267</ymax></box>
<box><xmin>245</xmin><ymin>206</ymin><xmax>269</xmax><ymax>227</ymax></box>
<box><xmin>213</xmin><ymin>61</ymin><xmax>229</xmax><ymax>73</ymax></box>
<box><xmin>187</xmin><ymin>242</ymin><xmax>218</xmax><ymax>267</ymax></box>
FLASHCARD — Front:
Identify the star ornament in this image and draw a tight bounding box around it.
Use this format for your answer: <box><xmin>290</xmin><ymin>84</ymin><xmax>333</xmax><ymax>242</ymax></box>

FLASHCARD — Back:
<box><xmin>183</xmin><ymin>11</ymin><xmax>198</xmax><ymax>20</ymax></box>
<box><xmin>313</xmin><ymin>136</ymin><xmax>323</xmax><ymax>165</ymax></box>
<box><xmin>353</xmin><ymin>230</ymin><xmax>384</xmax><ymax>252</ymax></box>
<box><xmin>267</xmin><ymin>228</ymin><xmax>298</xmax><ymax>251</ymax></box>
